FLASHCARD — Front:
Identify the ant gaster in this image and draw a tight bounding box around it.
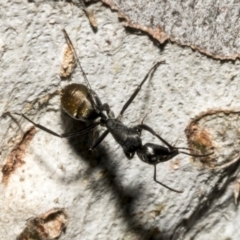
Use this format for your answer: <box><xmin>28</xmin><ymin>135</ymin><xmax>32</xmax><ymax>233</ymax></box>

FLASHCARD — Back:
<box><xmin>13</xmin><ymin>29</ymin><xmax>213</xmax><ymax>193</ymax></box>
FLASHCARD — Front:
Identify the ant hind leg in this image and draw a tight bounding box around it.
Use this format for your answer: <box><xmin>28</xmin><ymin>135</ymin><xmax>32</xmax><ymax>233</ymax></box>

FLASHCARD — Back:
<box><xmin>7</xmin><ymin>112</ymin><xmax>99</xmax><ymax>138</ymax></box>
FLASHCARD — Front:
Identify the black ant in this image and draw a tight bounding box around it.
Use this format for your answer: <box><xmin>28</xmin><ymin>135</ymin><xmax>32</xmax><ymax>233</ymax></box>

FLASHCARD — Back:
<box><xmin>10</xmin><ymin>29</ymin><xmax>213</xmax><ymax>193</ymax></box>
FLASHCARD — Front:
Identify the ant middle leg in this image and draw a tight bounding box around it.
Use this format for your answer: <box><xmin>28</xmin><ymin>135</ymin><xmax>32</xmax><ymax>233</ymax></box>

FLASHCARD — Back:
<box><xmin>90</xmin><ymin>129</ymin><xmax>109</xmax><ymax>151</ymax></box>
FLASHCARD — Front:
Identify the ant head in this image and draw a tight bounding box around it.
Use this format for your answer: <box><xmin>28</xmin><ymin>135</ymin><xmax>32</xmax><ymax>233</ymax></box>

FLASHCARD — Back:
<box><xmin>137</xmin><ymin>143</ymin><xmax>180</xmax><ymax>165</ymax></box>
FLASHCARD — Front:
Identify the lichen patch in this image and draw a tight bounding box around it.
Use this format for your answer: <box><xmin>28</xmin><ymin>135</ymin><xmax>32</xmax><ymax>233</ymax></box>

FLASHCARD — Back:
<box><xmin>185</xmin><ymin>109</ymin><xmax>240</xmax><ymax>169</ymax></box>
<box><xmin>17</xmin><ymin>208</ymin><xmax>68</xmax><ymax>240</ymax></box>
<box><xmin>1</xmin><ymin>127</ymin><xmax>36</xmax><ymax>184</ymax></box>
<box><xmin>60</xmin><ymin>43</ymin><xmax>76</xmax><ymax>78</ymax></box>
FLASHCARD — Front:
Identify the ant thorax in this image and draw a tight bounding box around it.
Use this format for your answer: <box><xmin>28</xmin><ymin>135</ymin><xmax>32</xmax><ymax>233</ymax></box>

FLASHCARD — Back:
<box><xmin>105</xmin><ymin>119</ymin><xmax>142</xmax><ymax>159</ymax></box>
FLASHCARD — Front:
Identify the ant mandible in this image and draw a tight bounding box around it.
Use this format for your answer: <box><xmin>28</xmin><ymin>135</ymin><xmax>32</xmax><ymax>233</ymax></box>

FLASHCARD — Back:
<box><xmin>12</xmin><ymin>29</ymin><xmax>213</xmax><ymax>193</ymax></box>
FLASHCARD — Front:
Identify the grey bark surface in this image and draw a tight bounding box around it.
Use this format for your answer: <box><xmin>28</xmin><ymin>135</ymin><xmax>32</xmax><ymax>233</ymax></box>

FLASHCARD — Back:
<box><xmin>0</xmin><ymin>1</ymin><xmax>240</xmax><ymax>240</ymax></box>
<box><xmin>101</xmin><ymin>0</ymin><xmax>240</xmax><ymax>59</ymax></box>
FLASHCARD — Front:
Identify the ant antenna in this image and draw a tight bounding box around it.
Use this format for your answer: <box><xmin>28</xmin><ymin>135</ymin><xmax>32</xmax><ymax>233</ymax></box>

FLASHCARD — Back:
<box><xmin>170</xmin><ymin>136</ymin><xmax>182</xmax><ymax>148</ymax></box>
<box><xmin>62</xmin><ymin>29</ymin><xmax>92</xmax><ymax>91</ymax></box>
<box><xmin>176</xmin><ymin>147</ymin><xmax>194</xmax><ymax>151</ymax></box>
<box><xmin>178</xmin><ymin>151</ymin><xmax>214</xmax><ymax>157</ymax></box>
<box><xmin>173</xmin><ymin>146</ymin><xmax>214</xmax><ymax>157</ymax></box>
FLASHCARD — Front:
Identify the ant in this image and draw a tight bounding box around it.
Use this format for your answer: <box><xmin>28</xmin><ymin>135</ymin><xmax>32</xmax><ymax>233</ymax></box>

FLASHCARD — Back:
<box><xmin>10</xmin><ymin>29</ymin><xmax>213</xmax><ymax>193</ymax></box>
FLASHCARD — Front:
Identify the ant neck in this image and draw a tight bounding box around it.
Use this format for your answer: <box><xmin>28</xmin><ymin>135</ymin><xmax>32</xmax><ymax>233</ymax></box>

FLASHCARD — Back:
<box><xmin>99</xmin><ymin>111</ymin><xmax>108</xmax><ymax>124</ymax></box>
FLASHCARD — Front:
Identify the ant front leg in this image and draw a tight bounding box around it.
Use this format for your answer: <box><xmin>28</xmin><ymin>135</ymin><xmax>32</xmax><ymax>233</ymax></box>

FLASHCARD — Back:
<box><xmin>7</xmin><ymin>112</ymin><xmax>100</xmax><ymax>138</ymax></box>
<box><xmin>90</xmin><ymin>129</ymin><xmax>109</xmax><ymax>151</ymax></box>
<box><xmin>118</xmin><ymin>61</ymin><xmax>165</xmax><ymax>118</ymax></box>
<box><xmin>136</xmin><ymin>123</ymin><xmax>175</xmax><ymax>150</ymax></box>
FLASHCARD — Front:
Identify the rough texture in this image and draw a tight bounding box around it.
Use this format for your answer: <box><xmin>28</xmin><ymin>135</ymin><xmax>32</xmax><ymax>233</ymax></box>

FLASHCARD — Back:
<box><xmin>185</xmin><ymin>109</ymin><xmax>240</xmax><ymax>169</ymax></box>
<box><xmin>17</xmin><ymin>208</ymin><xmax>67</xmax><ymax>240</ymax></box>
<box><xmin>1</xmin><ymin>126</ymin><xmax>36</xmax><ymax>184</ymax></box>
<box><xmin>1</xmin><ymin>1</ymin><xmax>240</xmax><ymax>240</ymax></box>
<box><xmin>101</xmin><ymin>0</ymin><xmax>240</xmax><ymax>59</ymax></box>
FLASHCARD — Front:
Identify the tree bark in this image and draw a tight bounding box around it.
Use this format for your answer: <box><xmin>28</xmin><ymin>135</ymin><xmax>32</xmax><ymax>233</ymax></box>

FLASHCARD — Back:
<box><xmin>0</xmin><ymin>1</ymin><xmax>240</xmax><ymax>239</ymax></box>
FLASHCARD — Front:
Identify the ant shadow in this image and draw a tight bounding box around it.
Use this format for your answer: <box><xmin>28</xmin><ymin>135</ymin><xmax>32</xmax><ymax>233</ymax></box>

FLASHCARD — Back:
<box><xmin>171</xmin><ymin>158</ymin><xmax>240</xmax><ymax>240</ymax></box>
<box><xmin>59</xmin><ymin>111</ymin><xmax>172</xmax><ymax>240</ymax></box>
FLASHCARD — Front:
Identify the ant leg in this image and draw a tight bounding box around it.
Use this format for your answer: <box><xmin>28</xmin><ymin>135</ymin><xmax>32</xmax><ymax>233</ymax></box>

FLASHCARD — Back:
<box><xmin>99</xmin><ymin>103</ymin><xmax>115</xmax><ymax>118</ymax></box>
<box><xmin>90</xmin><ymin>130</ymin><xmax>109</xmax><ymax>150</ymax></box>
<box><xmin>88</xmin><ymin>103</ymin><xmax>116</xmax><ymax>150</ymax></box>
<box><xmin>153</xmin><ymin>164</ymin><xmax>183</xmax><ymax>193</ymax></box>
<box><xmin>137</xmin><ymin>123</ymin><xmax>174</xmax><ymax>149</ymax></box>
<box><xmin>11</xmin><ymin>113</ymin><xmax>99</xmax><ymax>138</ymax></box>
<box><xmin>61</xmin><ymin>122</ymin><xmax>100</xmax><ymax>138</ymax></box>
<box><xmin>84</xmin><ymin>103</ymin><xmax>113</xmax><ymax>151</ymax></box>
<box><xmin>118</xmin><ymin>61</ymin><xmax>165</xmax><ymax>118</ymax></box>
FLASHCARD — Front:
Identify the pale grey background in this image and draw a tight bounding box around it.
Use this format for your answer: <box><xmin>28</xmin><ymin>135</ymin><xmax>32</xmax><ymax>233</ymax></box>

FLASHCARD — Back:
<box><xmin>0</xmin><ymin>1</ymin><xmax>240</xmax><ymax>239</ymax></box>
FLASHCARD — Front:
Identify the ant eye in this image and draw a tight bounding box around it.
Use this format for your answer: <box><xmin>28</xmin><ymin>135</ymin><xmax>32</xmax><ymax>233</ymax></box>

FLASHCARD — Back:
<box><xmin>134</xmin><ymin>127</ymin><xmax>141</xmax><ymax>134</ymax></box>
